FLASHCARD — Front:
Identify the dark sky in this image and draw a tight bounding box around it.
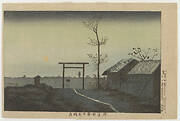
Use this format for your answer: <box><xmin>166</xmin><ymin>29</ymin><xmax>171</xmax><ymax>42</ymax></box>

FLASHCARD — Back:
<box><xmin>4</xmin><ymin>11</ymin><xmax>161</xmax><ymax>21</ymax></box>
<box><xmin>4</xmin><ymin>11</ymin><xmax>161</xmax><ymax>77</ymax></box>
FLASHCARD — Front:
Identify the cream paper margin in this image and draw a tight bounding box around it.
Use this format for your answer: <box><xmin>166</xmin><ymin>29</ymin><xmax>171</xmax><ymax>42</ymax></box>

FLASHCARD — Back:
<box><xmin>1</xmin><ymin>3</ymin><xmax>177</xmax><ymax>119</ymax></box>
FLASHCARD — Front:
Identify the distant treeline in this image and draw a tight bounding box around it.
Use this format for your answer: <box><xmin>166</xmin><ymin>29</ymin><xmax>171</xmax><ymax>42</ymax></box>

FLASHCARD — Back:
<box><xmin>4</xmin><ymin>76</ymin><xmax>95</xmax><ymax>79</ymax></box>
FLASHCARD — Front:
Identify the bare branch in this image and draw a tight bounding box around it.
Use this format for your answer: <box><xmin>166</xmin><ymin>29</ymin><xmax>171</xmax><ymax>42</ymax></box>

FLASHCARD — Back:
<box><xmin>87</xmin><ymin>37</ymin><xmax>98</xmax><ymax>46</ymax></box>
<box><xmin>87</xmin><ymin>53</ymin><xmax>98</xmax><ymax>63</ymax></box>
<box><xmin>99</xmin><ymin>36</ymin><xmax>108</xmax><ymax>45</ymax></box>
<box><xmin>128</xmin><ymin>52</ymin><xmax>144</xmax><ymax>61</ymax></box>
<box><xmin>100</xmin><ymin>54</ymin><xmax>108</xmax><ymax>64</ymax></box>
<box><xmin>83</xmin><ymin>18</ymin><xmax>99</xmax><ymax>34</ymax></box>
<box><xmin>87</xmin><ymin>53</ymin><xmax>108</xmax><ymax>65</ymax></box>
<box><xmin>151</xmin><ymin>48</ymin><xmax>158</xmax><ymax>60</ymax></box>
<box><xmin>128</xmin><ymin>47</ymin><xmax>160</xmax><ymax>61</ymax></box>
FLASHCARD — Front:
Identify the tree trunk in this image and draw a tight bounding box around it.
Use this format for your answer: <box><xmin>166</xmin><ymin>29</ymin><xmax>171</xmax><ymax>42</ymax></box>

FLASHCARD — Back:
<box><xmin>97</xmin><ymin>43</ymin><xmax>100</xmax><ymax>89</ymax></box>
<box><xmin>95</xmin><ymin>32</ymin><xmax>100</xmax><ymax>89</ymax></box>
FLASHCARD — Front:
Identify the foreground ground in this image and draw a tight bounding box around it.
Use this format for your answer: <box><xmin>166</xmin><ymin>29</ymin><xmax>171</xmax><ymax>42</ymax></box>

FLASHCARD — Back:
<box><xmin>4</xmin><ymin>84</ymin><xmax>113</xmax><ymax>112</ymax></box>
<box><xmin>77</xmin><ymin>89</ymin><xmax>160</xmax><ymax>113</ymax></box>
<box><xmin>4</xmin><ymin>84</ymin><xmax>160</xmax><ymax>112</ymax></box>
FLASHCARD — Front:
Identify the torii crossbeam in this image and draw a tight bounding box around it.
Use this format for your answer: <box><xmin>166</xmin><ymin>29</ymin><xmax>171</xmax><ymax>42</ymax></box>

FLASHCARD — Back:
<box><xmin>58</xmin><ymin>62</ymin><xmax>89</xmax><ymax>89</ymax></box>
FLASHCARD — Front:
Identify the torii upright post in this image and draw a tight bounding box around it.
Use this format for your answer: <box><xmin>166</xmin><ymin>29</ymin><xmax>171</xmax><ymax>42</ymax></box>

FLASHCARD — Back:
<box><xmin>58</xmin><ymin>62</ymin><xmax>89</xmax><ymax>89</ymax></box>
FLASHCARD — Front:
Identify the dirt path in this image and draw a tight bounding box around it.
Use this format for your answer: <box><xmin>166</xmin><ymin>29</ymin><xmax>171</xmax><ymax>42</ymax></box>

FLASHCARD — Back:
<box><xmin>73</xmin><ymin>89</ymin><xmax>119</xmax><ymax>112</ymax></box>
<box><xmin>77</xmin><ymin>89</ymin><xmax>132</xmax><ymax>112</ymax></box>
<box><xmin>54</xmin><ymin>88</ymin><xmax>114</xmax><ymax>112</ymax></box>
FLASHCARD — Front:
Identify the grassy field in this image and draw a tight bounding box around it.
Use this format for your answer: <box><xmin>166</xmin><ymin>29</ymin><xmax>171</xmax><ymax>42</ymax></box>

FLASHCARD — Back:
<box><xmin>4</xmin><ymin>83</ymin><xmax>160</xmax><ymax>113</ymax></box>
<box><xmin>4</xmin><ymin>84</ymin><xmax>113</xmax><ymax>112</ymax></box>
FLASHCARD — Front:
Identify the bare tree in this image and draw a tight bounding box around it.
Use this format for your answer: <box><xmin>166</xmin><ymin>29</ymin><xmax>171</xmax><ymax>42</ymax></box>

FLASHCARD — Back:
<box><xmin>83</xmin><ymin>17</ymin><xmax>108</xmax><ymax>88</ymax></box>
<box><xmin>128</xmin><ymin>47</ymin><xmax>159</xmax><ymax>61</ymax></box>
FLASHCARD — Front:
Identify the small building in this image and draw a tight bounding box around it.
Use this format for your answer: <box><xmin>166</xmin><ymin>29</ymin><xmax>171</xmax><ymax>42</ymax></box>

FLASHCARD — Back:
<box><xmin>102</xmin><ymin>58</ymin><xmax>161</xmax><ymax>99</ymax></box>
<box><xmin>34</xmin><ymin>75</ymin><xmax>41</xmax><ymax>87</ymax></box>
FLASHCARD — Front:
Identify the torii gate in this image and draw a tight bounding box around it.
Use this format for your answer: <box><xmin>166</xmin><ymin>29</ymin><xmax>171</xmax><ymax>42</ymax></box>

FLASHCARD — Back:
<box><xmin>58</xmin><ymin>62</ymin><xmax>89</xmax><ymax>89</ymax></box>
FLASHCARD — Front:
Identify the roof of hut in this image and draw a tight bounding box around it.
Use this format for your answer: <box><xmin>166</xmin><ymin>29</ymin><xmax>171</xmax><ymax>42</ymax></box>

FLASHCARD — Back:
<box><xmin>128</xmin><ymin>60</ymin><xmax>160</xmax><ymax>74</ymax></box>
<box><xmin>102</xmin><ymin>58</ymin><xmax>160</xmax><ymax>75</ymax></box>
<box><xmin>102</xmin><ymin>58</ymin><xmax>137</xmax><ymax>75</ymax></box>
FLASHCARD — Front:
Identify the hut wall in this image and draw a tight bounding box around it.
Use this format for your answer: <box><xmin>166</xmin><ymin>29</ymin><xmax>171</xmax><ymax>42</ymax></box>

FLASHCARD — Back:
<box><xmin>126</xmin><ymin>74</ymin><xmax>154</xmax><ymax>98</ymax></box>
<box><xmin>153</xmin><ymin>65</ymin><xmax>161</xmax><ymax>96</ymax></box>
<box><xmin>107</xmin><ymin>60</ymin><xmax>138</xmax><ymax>90</ymax></box>
<box><xmin>107</xmin><ymin>65</ymin><xmax>161</xmax><ymax>99</ymax></box>
<box><xmin>107</xmin><ymin>72</ymin><xmax>122</xmax><ymax>89</ymax></box>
